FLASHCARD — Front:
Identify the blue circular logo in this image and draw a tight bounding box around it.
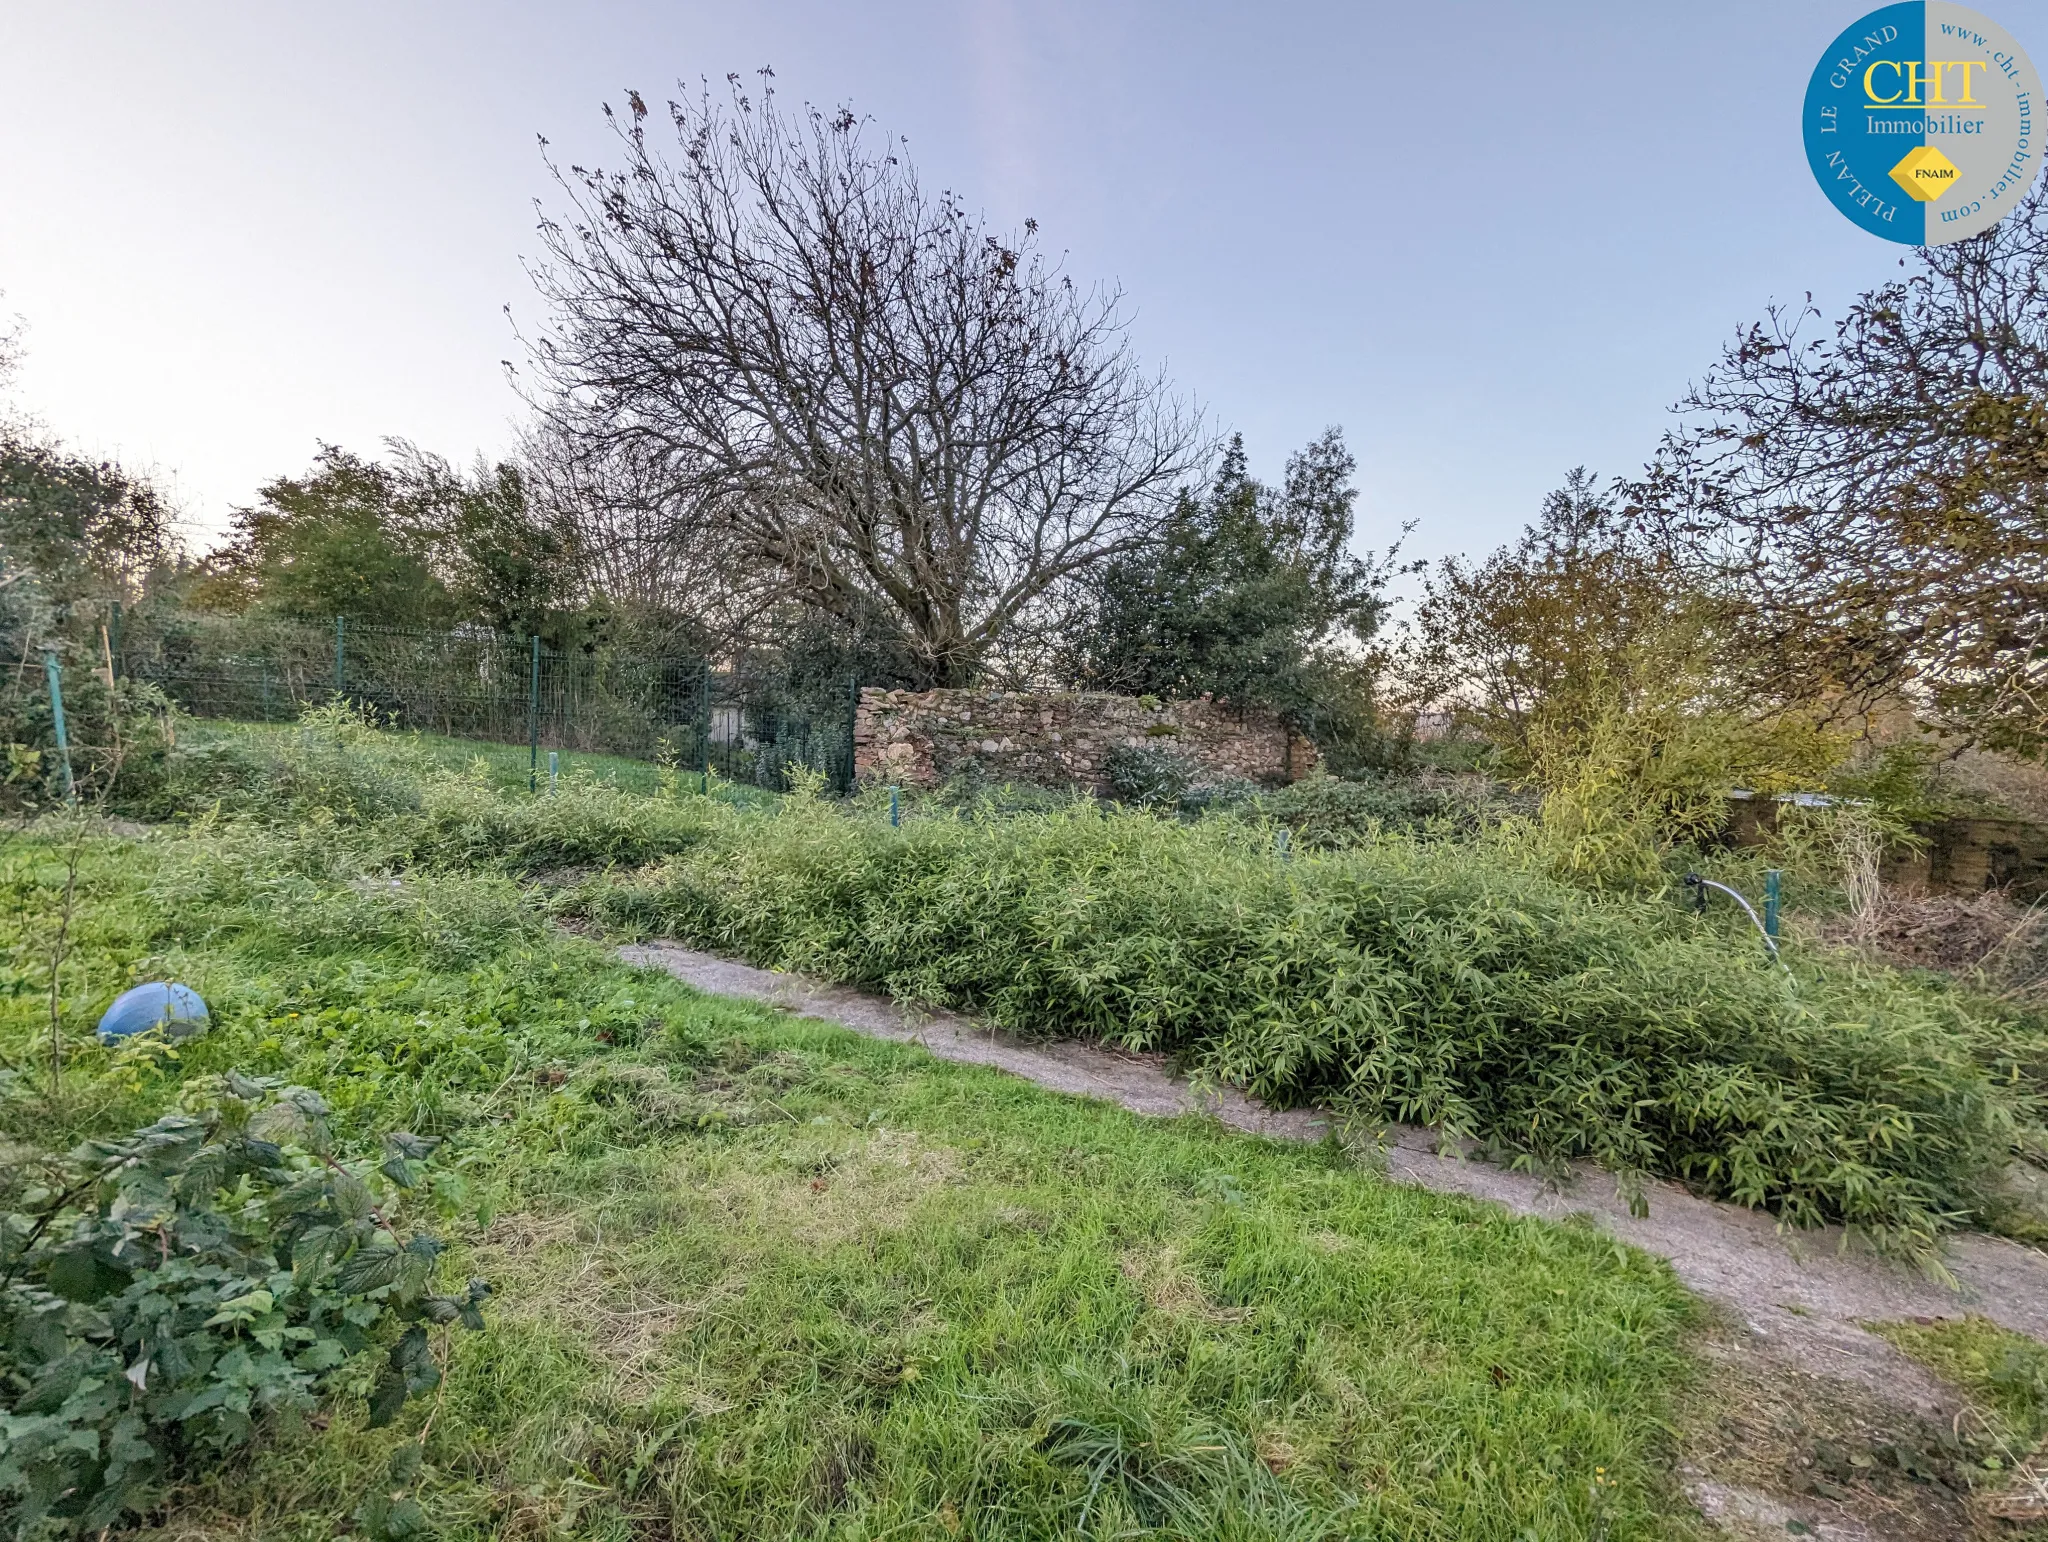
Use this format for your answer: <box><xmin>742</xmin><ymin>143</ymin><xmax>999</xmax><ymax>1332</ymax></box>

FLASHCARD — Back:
<box><xmin>1804</xmin><ymin>4</ymin><xmax>2043</xmax><ymax>243</ymax></box>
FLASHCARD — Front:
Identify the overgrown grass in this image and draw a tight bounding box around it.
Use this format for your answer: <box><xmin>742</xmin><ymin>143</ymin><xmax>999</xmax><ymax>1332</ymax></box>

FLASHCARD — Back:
<box><xmin>1871</xmin><ymin>1315</ymin><xmax>2048</xmax><ymax>1455</ymax></box>
<box><xmin>177</xmin><ymin>716</ymin><xmax>780</xmax><ymax>805</ymax></box>
<box><xmin>577</xmin><ymin>791</ymin><xmax>2045</xmax><ymax>1258</ymax></box>
<box><xmin>151</xmin><ymin>717</ymin><xmax>2048</xmax><ymax>1257</ymax></box>
<box><xmin>1</xmin><ymin>812</ymin><xmax>1702</xmax><ymax>1538</ymax></box>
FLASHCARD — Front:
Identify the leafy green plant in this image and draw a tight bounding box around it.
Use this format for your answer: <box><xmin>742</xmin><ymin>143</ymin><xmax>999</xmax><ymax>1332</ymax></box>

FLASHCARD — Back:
<box><xmin>580</xmin><ymin>792</ymin><xmax>2044</xmax><ymax>1257</ymax></box>
<box><xmin>0</xmin><ymin>676</ymin><xmax>177</xmax><ymax>817</ymax></box>
<box><xmin>1827</xmin><ymin>741</ymin><xmax>1953</xmax><ymax>825</ymax></box>
<box><xmin>1246</xmin><ymin>770</ymin><xmax>1523</xmax><ymax>846</ymax></box>
<box><xmin>0</xmin><ymin>1072</ymin><xmax>485</xmax><ymax>1537</ymax></box>
<box><xmin>1103</xmin><ymin>743</ymin><xmax>1201</xmax><ymax>807</ymax></box>
<box><xmin>1522</xmin><ymin>679</ymin><xmax>1842</xmax><ymax>889</ymax></box>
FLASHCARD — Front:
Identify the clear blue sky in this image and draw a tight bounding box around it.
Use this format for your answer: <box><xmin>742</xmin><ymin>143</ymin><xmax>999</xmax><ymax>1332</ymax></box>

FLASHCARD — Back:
<box><xmin>4</xmin><ymin>0</ymin><xmax>2042</xmax><ymax>568</ymax></box>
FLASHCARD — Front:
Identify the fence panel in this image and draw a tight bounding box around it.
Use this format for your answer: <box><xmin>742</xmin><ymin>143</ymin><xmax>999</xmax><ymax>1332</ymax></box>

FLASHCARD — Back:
<box><xmin>128</xmin><ymin>613</ymin><xmax>858</xmax><ymax>792</ymax></box>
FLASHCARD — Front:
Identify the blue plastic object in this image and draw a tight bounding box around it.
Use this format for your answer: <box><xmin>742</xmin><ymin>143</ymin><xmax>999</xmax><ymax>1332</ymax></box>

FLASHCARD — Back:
<box><xmin>97</xmin><ymin>982</ymin><xmax>210</xmax><ymax>1045</ymax></box>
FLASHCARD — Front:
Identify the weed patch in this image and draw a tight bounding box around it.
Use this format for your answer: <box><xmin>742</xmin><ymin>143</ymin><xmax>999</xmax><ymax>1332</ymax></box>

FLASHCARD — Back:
<box><xmin>0</xmin><ymin>795</ymin><xmax>1703</xmax><ymax>1537</ymax></box>
<box><xmin>1871</xmin><ymin>1315</ymin><xmax>2048</xmax><ymax>1453</ymax></box>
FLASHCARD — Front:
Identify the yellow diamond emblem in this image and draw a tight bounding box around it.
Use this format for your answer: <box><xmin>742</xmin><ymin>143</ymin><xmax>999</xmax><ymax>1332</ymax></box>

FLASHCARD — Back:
<box><xmin>1890</xmin><ymin>144</ymin><xmax>1961</xmax><ymax>202</ymax></box>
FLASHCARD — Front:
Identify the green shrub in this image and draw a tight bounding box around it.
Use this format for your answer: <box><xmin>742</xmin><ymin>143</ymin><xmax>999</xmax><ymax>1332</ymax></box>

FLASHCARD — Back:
<box><xmin>148</xmin><ymin>721</ymin><xmax>2048</xmax><ymax>1257</ymax></box>
<box><xmin>0</xmin><ymin>1073</ymin><xmax>484</xmax><ymax>1536</ymax></box>
<box><xmin>0</xmin><ymin>677</ymin><xmax>176</xmax><ymax>816</ymax></box>
<box><xmin>1248</xmin><ymin>770</ymin><xmax>1525</xmax><ymax>845</ymax></box>
<box><xmin>582</xmin><ymin>796</ymin><xmax>2042</xmax><ymax>1256</ymax></box>
<box><xmin>1103</xmin><ymin>743</ymin><xmax>1210</xmax><ymax>807</ymax></box>
<box><xmin>1105</xmin><ymin>747</ymin><xmax>1518</xmax><ymax>843</ymax></box>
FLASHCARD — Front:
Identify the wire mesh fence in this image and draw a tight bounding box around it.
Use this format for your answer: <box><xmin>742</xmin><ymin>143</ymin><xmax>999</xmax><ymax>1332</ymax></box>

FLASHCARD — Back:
<box><xmin>120</xmin><ymin>612</ymin><xmax>858</xmax><ymax>792</ymax></box>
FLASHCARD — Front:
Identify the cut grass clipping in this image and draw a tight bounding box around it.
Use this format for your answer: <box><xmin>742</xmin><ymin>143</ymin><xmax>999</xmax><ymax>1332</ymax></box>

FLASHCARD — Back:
<box><xmin>3</xmin><ymin>816</ymin><xmax>1695</xmax><ymax>1538</ymax></box>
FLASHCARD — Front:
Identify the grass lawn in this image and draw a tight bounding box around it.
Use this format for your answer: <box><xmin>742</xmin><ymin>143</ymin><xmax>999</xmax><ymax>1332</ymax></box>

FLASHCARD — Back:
<box><xmin>1</xmin><ymin>812</ymin><xmax>1699</xmax><ymax>1540</ymax></box>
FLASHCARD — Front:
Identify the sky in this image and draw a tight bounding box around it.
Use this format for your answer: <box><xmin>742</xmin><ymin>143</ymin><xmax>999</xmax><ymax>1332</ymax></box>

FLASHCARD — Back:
<box><xmin>3</xmin><ymin>0</ymin><xmax>2044</xmax><ymax>570</ymax></box>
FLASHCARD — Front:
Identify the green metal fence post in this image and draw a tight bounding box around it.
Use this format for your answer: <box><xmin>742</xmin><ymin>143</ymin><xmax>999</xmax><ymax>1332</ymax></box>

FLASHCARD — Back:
<box><xmin>43</xmin><ymin>652</ymin><xmax>76</xmax><ymax>805</ymax></box>
<box><xmin>549</xmin><ymin>750</ymin><xmax>559</xmax><ymax>793</ymax></box>
<box><xmin>108</xmin><ymin>600</ymin><xmax>122</xmax><ymax>680</ymax></box>
<box><xmin>333</xmin><ymin>616</ymin><xmax>346</xmax><ymax>697</ymax></box>
<box><xmin>1763</xmin><ymin>869</ymin><xmax>1782</xmax><ymax>940</ymax></box>
<box><xmin>528</xmin><ymin>634</ymin><xmax>541</xmax><ymax>793</ymax></box>
<box><xmin>889</xmin><ymin>786</ymin><xmax>899</xmax><ymax>827</ymax></box>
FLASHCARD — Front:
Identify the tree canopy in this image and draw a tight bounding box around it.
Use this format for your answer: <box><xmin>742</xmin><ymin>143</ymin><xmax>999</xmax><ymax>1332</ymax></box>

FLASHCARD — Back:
<box><xmin>525</xmin><ymin>74</ymin><xmax>1203</xmax><ymax>686</ymax></box>
<box><xmin>198</xmin><ymin>447</ymin><xmax>451</xmax><ymax>627</ymax></box>
<box><xmin>1653</xmin><ymin>180</ymin><xmax>2048</xmax><ymax>756</ymax></box>
<box><xmin>1402</xmin><ymin>469</ymin><xmax>1737</xmax><ymax>751</ymax></box>
<box><xmin>1071</xmin><ymin>429</ymin><xmax>1399</xmax><ymax>743</ymax></box>
<box><xmin>197</xmin><ymin>444</ymin><xmax>582</xmax><ymax>642</ymax></box>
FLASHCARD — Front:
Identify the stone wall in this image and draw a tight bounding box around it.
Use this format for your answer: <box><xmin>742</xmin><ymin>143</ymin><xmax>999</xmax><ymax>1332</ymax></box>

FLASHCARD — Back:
<box><xmin>1884</xmin><ymin>816</ymin><xmax>2048</xmax><ymax>901</ymax></box>
<box><xmin>853</xmin><ymin>687</ymin><xmax>1316</xmax><ymax>792</ymax></box>
<box><xmin>1730</xmin><ymin>796</ymin><xmax>2048</xmax><ymax>900</ymax></box>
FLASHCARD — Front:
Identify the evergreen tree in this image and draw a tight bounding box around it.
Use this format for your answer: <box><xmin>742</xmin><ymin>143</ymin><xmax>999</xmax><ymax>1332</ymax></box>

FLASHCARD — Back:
<box><xmin>1072</xmin><ymin>428</ymin><xmax>1398</xmax><ymax>745</ymax></box>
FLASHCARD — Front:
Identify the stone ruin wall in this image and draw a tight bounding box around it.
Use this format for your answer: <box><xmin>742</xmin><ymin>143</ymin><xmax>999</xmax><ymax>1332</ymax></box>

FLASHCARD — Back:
<box><xmin>853</xmin><ymin>686</ymin><xmax>1317</xmax><ymax>793</ymax></box>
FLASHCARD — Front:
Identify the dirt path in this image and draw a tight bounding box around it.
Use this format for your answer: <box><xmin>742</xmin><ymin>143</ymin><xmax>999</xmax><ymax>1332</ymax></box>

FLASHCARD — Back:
<box><xmin>622</xmin><ymin>939</ymin><xmax>2048</xmax><ymax>1538</ymax></box>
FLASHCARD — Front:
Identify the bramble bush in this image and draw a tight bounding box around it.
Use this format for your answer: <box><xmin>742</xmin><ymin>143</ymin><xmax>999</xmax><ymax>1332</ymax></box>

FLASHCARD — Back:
<box><xmin>0</xmin><ymin>1072</ymin><xmax>485</xmax><ymax>1537</ymax></box>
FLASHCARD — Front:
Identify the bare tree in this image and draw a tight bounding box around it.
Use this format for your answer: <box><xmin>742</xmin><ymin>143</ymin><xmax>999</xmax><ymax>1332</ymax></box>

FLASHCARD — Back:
<box><xmin>1647</xmin><ymin>180</ymin><xmax>2048</xmax><ymax>755</ymax></box>
<box><xmin>517</xmin><ymin>409</ymin><xmax>775</xmax><ymax>651</ymax></box>
<box><xmin>523</xmin><ymin>73</ymin><xmax>1205</xmax><ymax>686</ymax></box>
<box><xmin>0</xmin><ymin>305</ymin><xmax>20</xmax><ymax>398</ymax></box>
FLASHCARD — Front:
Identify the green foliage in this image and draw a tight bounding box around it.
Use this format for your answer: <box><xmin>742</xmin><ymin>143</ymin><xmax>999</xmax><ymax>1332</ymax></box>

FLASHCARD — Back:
<box><xmin>0</xmin><ymin>1074</ymin><xmax>483</xmax><ymax>1537</ymax></box>
<box><xmin>1870</xmin><ymin>1315</ymin><xmax>2048</xmax><ymax>1453</ymax></box>
<box><xmin>1400</xmin><ymin>469</ymin><xmax>1849</xmax><ymax>887</ymax></box>
<box><xmin>165</xmin><ymin>706</ymin><xmax>729</xmax><ymax>873</ymax></box>
<box><xmin>195</xmin><ymin>447</ymin><xmax>455</xmax><ymax>627</ymax></box>
<box><xmin>140</xmin><ymin>719</ymin><xmax>2048</xmax><ymax>1256</ymax></box>
<box><xmin>1249</xmin><ymin>771</ymin><xmax>1525</xmax><ymax>846</ymax></box>
<box><xmin>0</xmin><ymin>675</ymin><xmax>177</xmax><ymax>815</ymax></box>
<box><xmin>1072</xmin><ymin>432</ymin><xmax>1400</xmax><ymax>748</ymax></box>
<box><xmin>0</xmin><ymin>750</ymin><xmax>1707</xmax><ymax>1540</ymax></box>
<box><xmin>580</xmin><ymin>792</ymin><xmax>2042</xmax><ymax>1257</ymax></box>
<box><xmin>1827</xmin><ymin>741</ymin><xmax>1952</xmax><ymax>825</ymax></box>
<box><xmin>919</xmin><ymin>762</ymin><xmax>1087</xmax><ymax>817</ymax></box>
<box><xmin>164</xmin><ymin>702</ymin><xmax>432</xmax><ymax>826</ymax></box>
<box><xmin>0</xmin><ymin>439</ymin><xmax>182</xmax><ymax>619</ymax></box>
<box><xmin>1401</xmin><ymin>469</ymin><xmax>1715</xmax><ymax>757</ymax></box>
<box><xmin>1101</xmin><ymin>743</ymin><xmax>1249</xmax><ymax>810</ymax></box>
<box><xmin>1524</xmin><ymin>685</ymin><xmax>1844</xmax><ymax>888</ymax></box>
<box><xmin>189</xmin><ymin>440</ymin><xmax>587</xmax><ymax>641</ymax></box>
<box><xmin>390</xmin><ymin>445</ymin><xmax>575</xmax><ymax>642</ymax></box>
<box><xmin>1103</xmin><ymin>750</ymin><xmax>1516</xmax><ymax>844</ymax></box>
